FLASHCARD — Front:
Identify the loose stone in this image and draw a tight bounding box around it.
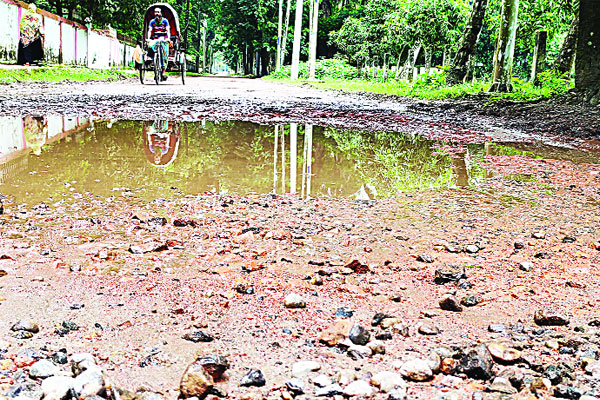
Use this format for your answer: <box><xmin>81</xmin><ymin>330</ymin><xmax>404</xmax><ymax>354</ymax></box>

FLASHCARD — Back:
<box><xmin>460</xmin><ymin>344</ymin><xmax>494</xmax><ymax>380</ymax></box>
<box><xmin>416</xmin><ymin>254</ymin><xmax>434</xmax><ymax>263</ymax></box>
<box><xmin>41</xmin><ymin>376</ymin><xmax>76</xmax><ymax>400</ymax></box>
<box><xmin>367</xmin><ymin>340</ymin><xmax>386</xmax><ymax>355</ymax></box>
<box><xmin>343</xmin><ymin>380</ymin><xmax>374</xmax><ymax>397</ymax></box>
<box><xmin>461</xmin><ymin>294</ymin><xmax>480</xmax><ymax>307</ymax></box>
<box><xmin>487</xmin><ymin>342</ymin><xmax>521</xmax><ymax>363</ymax></box>
<box><xmin>29</xmin><ymin>359</ymin><xmax>60</xmax><ymax>379</ymax></box>
<box><xmin>534</xmin><ymin>309</ymin><xmax>570</xmax><ymax>326</ymax></box>
<box><xmin>240</xmin><ymin>370</ymin><xmax>266</xmax><ymax>387</ymax></box>
<box><xmin>182</xmin><ymin>331</ymin><xmax>214</xmax><ymax>343</ymax></box>
<box><xmin>434</xmin><ymin>266</ymin><xmax>466</xmax><ymax>284</ymax></box>
<box><xmin>180</xmin><ymin>361</ymin><xmax>215</xmax><ymax>398</ymax></box>
<box><xmin>11</xmin><ymin>320</ymin><xmax>39</xmax><ymax>333</ymax></box>
<box><xmin>371</xmin><ymin>371</ymin><xmax>406</xmax><ymax>393</ymax></box>
<box><xmin>519</xmin><ymin>261</ymin><xmax>534</xmax><ymax>272</ymax></box>
<box><xmin>193</xmin><ymin>354</ymin><xmax>230</xmax><ymax>381</ymax></box>
<box><xmin>418</xmin><ymin>320</ymin><xmax>440</xmax><ymax>335</ymax></box>
<box><xmin>315</xmin><ymin>384</ymin><xmax>343</xmax><ymax>397</ymax></box>
<box><xmin>347</xmin><ymin>344</ymin><xmax>372</xmax><ymax>359</ymax></box>
<box><xmin>465</xmin><ymin>245</ymin><xmax>479</xmax><ymax>254</ymax></box>
<box><xmin>349</xmin><ymin>325</ymin><xmax>370</xmax><ymax>346</ymax></box>
<box><xmin>318</xmin><ymin>320</ymin><xmax>352</xmax><ymax>346</ymax></box>
<box><xmin>312</xmin><ymin>374</ymin><xmax>333</xmax><ymax>388</ymax></box>
<box><xmin>291</xmin><ymin>361</ymin><xmax>321</xmax><ymax>378</ymax></box>
<box><xmin>399</xmin><ymin>359</ymin><xmax>433</xmax><ymax>381</ymax></box>
<box><xmin>488</xmin><ymin>324</ymin><xmax>507</xmax><ymax>333</ymax></box>
<box><xmin>284</xmin><ymin>293</ymin><xmax>306</xmax><ymax>308</ymax></box>
<box><xmin>439</xmin><ymin>294</ymin><xmax>463</xmax><ymax>312</ymax></box>
<box><xmin>285</xmin><ymin>378</ymin><xmax>305</xmax><ymax>394</ymax></box>
<box><xmin>71</xmin><ymin>353</ymin><xmax>97</xmax><ymax>376</ymax></box>
<box><xmin>73</xmin><ymin>366</ymin><xmax>105</xmax><ymax>397</ymax></box>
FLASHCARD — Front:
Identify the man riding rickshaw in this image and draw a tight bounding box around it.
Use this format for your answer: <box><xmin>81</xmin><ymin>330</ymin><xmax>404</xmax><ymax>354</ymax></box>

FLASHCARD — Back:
<box><xmin>137</xmin><ymin>3</ymin><xmax>187</xmax><ymax>85</ymax></box>
<box><xmin>147</xmin><ymin>7</ymin><xmax>170</xmax><ymax>81</ymax></box>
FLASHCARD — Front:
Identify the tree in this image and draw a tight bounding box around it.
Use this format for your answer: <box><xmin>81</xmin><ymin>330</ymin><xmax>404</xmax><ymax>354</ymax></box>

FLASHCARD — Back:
<box><xmin>489</xmin><ymin>0</ymin><xmax>519</xmax><ymax>92</ymax></box>
<box><xmin>447</xmin><ymin>0</ymin><xmax>488</xmax><ymax>85</ymax></box>
<box><xmin>554</xmin><ymin>14</ymin><xmax>578</xmax><ymax>75</ymax></box>
<box><xmin>575</xmin><ymin>0</ymin><xmax>600</xmax><ymax>104</ymax></box>
<box><xmin>308</xmin><ymin>0</ymin><xmax>321</xmax><ymax>79</ymax></box>
<box><xmin>290</xmin><ymin>0</ymin><xmax>304</xmax><ymax>79</ymax></box>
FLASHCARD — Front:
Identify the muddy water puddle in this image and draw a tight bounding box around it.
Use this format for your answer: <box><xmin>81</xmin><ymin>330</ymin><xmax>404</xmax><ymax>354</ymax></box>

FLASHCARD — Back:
<box><xmin>1</xmin><ymin>115</ymin><xmax>599</xmax><ymax>204</ymax></box>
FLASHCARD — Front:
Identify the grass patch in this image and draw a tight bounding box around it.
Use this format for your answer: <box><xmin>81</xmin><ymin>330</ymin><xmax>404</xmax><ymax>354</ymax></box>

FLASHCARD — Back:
<box><xmin>0</xmin><ymin>66</ymin><xmax>136</xmax><ymax>84</ymax></box>
<box><xmin>301</xmin><ymin>78</ymin><xmax>489</xmax><ymax>100</ymax></box>
<box><xmin>266</xmin><ymin>61</ymin><xmax>573</xmax><ymax>102</ymax></box>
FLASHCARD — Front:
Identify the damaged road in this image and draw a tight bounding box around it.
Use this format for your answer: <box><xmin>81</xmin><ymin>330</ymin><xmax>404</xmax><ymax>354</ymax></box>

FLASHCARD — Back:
<box><xmin>0</xmin><ymin>76</ymin><xmax>600</xmax><ymax>400</ymax></box>
<box><xmin>1</xmin><ymin>76</ymin><xmax>599</xmax><ymax>148</ymax></box>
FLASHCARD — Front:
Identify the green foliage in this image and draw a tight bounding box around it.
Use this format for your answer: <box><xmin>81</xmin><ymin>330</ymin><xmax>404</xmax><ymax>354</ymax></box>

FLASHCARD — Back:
<box><xmin>269</xmin><ymin>58</ymin><xmax>358</xmax><ymax>80</ymax></box>
<box><xmin>330</xmin><ymin>0</ymin><xmax>469</xmax><ymax>66</ymax></box>
<box><xmin>489</xmin><ymin>70</ymin><xmax>573</xmax><ymax>102</ymax></box>
<box><xmin>0</xmin><ymin>67</ymin><xmax>136</xmax><ymax>83</ymax></box>
<box><xmin>412</xmin><ymin>69</ymin><xmax>447</xmax><ymax>90</ymax></box>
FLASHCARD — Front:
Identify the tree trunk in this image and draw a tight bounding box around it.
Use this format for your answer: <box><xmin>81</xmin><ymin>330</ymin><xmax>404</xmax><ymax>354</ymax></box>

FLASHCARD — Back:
<box><xmin>280</xmin><ymin>0</ymin><xmax>292</xmax><ymax>66</ymax></box>
<box><xmin>489</xmin><ymin>0</ymin><xmax>519</xmax><ymax>92</ymax></box>
<box><xmin>308</xmin><ymin>0</ymin><xmax>320</xmax><ymax>80</ymax></box>
<box><xmin>290</xmin><ymin>0</ymin><xmax>304</xmax><ymax>80</ymax></box>
<box><xmin>260</xmin><ymin>48</ymin><xmax>270</xmax><ymax>77</ymax></box>
<box><xmin>447</xmin><ymin>0</ymin><xmax>488</xmax><ymax>85</ymax></box>
<box><xmin>276</xmin><ymin>0</ymin><xmax>283</xmax><ymax>71</ymax></box>
<box><xmin>575</xmin><ymin>0</ymin><xmax>600</xmax><ymax>104</ymax></box>
<box><xmin>554</xmin><ymin>15</ymin><xmax>578</xmax><ymax>76</ymax></box>
<box><xmin>530</xmin><ymin>30</ymin><xmax>547</xmax><ymax>85</ymax></box>
<box><xmin>464</xmin><ymin>56</ymin><xmax>475</xmax><ymax>82</ymax></box>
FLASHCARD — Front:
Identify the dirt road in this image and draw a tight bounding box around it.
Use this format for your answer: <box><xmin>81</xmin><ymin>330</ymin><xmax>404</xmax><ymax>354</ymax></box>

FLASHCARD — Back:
<box><xmin>1</xmin><ymin>76</ymin><xmax>598</xmax><ymax>146</ymax></box>
<box><xmin>1</xmin><ymin>77</ymin><xmax>600</xmax><ymax>400</ymax></box>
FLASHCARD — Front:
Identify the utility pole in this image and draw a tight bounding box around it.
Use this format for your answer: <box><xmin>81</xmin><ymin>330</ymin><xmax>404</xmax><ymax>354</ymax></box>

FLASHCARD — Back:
<box><xmin>290</xmin><ymin>0</ymin><xmax>304</xmax><ymax>80</ymax></box>
<box><xmin>308</xmin><ymin>0</ymin><xmax>319</xmax><ymax>80</ymax></box>
<box><xmin>276</xmin><ymin>0</ymin><xmax>283</xmax><ymax>71</ymax></box>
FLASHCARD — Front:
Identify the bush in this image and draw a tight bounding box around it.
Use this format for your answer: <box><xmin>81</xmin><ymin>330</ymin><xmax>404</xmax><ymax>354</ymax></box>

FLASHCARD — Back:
<box><xmin>268</xmin><ymin>59</ymin><xmax>358</xmax><ymax>80</ymax></box>
<box><xmin>490</xmin><ymin>70</ymin><xmax>573</xmax><ymax>102</ymax></box>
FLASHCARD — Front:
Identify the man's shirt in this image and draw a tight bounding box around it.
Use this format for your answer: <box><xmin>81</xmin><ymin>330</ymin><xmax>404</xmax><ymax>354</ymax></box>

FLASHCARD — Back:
<box><xmin>149</xmin><ymin>18</ymin><xmax>170</xmax><ymax>39</ymax></box>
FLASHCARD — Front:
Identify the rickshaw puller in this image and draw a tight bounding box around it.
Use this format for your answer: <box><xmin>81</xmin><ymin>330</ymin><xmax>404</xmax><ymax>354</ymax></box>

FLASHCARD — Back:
<box><xmin>147</xmin><ymin>7</ymin><xmax>170</xmax><ymax>81</ymax></box>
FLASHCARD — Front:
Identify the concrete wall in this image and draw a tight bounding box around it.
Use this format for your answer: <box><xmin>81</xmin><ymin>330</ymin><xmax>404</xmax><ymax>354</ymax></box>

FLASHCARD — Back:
<box><xmin>43</xmin><ymin>15</ymin><xmax>61</xmax><ymax>63</ymax></box>
<box><xmin>0</xmin><ymin>0</ymin><xmax>134</xmax><ymax>68</ymax></box>
<box><xmin>0</xmin><ymin>117</ymin><xmax>24</xmax><ymax>158</ymax></box>
<box><xmin>0</xmin><ymin>1</ymin><xmax>19</xmax><ymax>62</ymax></box>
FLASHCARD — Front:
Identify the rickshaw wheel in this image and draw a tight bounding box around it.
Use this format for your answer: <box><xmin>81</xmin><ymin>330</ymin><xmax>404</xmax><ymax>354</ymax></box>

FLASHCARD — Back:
<box><xmin>139</xmin><ymin>65</ymin><xmax>145</xmax><ymax>84</ymax></box>
<box><xmin>154</xmin><ymin>52</ymin><xmax>161</xmax><ymax>85</ymax></box>
<box><xmin>181</xmin><ymin>56</ymin><xmax>186</xmax><ymax>85</ymax></box>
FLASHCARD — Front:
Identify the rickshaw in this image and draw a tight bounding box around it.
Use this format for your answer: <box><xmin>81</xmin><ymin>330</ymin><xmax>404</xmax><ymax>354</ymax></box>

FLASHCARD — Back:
<box><xmin>138</xmin><ymin>3</ymin><xmax>187</xmax><ymax>85</ymax></box>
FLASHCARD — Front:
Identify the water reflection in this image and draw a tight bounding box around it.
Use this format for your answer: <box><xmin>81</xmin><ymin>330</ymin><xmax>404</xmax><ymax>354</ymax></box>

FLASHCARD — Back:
<box><xmin>144</xmin><ymin>121</ymin><xmax>181</xmax><ymax>167</ymax></box>
<box><xmin>0</xmin><ymin>116</ymin><xmax>598</xmax><ymax>204</ymax></box>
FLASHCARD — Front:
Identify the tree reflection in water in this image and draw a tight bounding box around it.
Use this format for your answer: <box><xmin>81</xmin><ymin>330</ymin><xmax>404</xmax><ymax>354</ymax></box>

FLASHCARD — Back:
<box><xmin>0</xmin><ymin>118</ymin><xmax>503</xmax><ymax>203</ymax></box>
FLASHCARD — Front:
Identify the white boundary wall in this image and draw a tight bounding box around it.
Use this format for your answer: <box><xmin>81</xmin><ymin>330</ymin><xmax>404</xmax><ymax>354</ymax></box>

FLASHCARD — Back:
<box><xmin>0</xmin><ymin>1</ymin><xmax>19</xmax><ymax>61</ymax></box>
<box><xmin>0</xmin><ymin>0</ymin><xmax>134</xmax><ymax>68</ymax></box>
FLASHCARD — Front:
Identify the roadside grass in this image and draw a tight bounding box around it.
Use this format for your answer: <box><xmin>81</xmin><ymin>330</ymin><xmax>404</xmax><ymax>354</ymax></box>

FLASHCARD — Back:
<box><xmin>301</xmin><ymin>78</ymin><xmax>489</xmax><ymax>100</ymax></box>
<box><xmin>266</xmin><ymin>76</ymin><xmax>573</xmax><ymax>102</ymax></box>
<box><xmin>266</xmin><ymin>66</ymin><xmax>573</xmax><ymax>102</ymax></box>
<box><xmin>0</xmin><ymin>66</ymin><xmax>137</xmax><ymax>83</ymax></box>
